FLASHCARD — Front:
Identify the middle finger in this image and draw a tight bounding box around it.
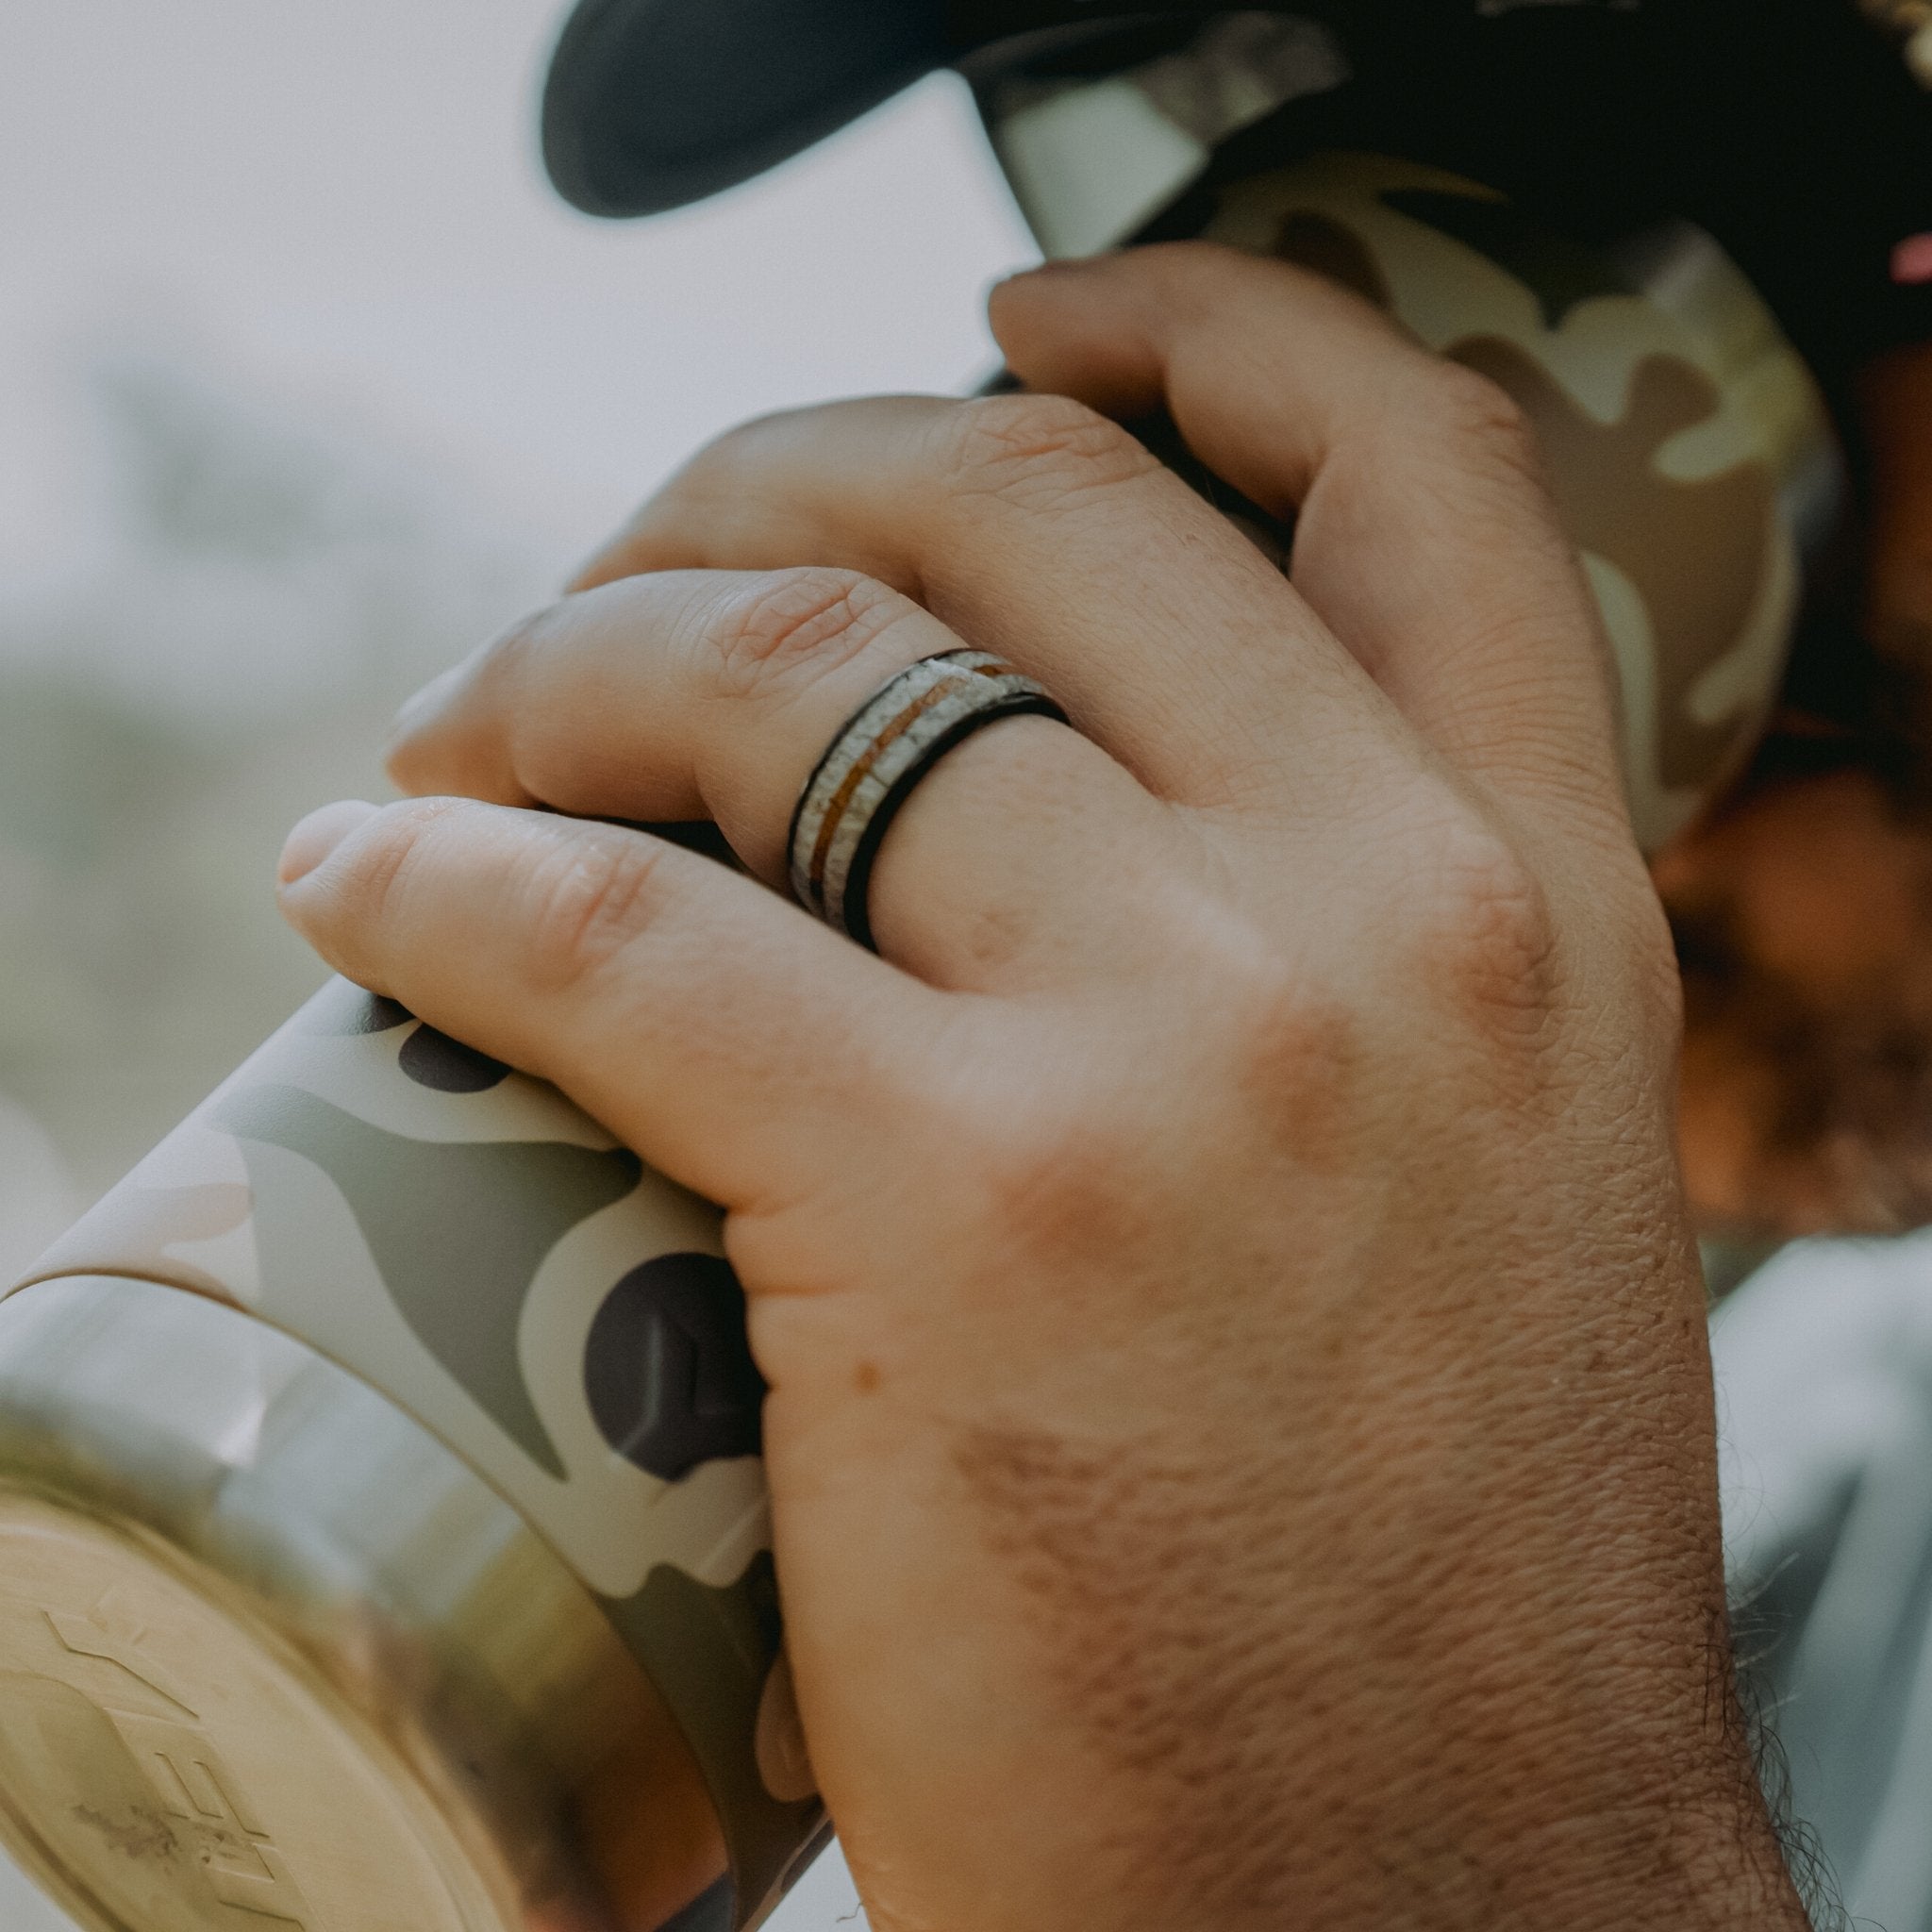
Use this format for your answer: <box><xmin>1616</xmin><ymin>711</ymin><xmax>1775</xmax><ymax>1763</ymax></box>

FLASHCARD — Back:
<box><xmin>569</xmin><ymin>390</ymin><xmax>1391</xmax><ymax>811</ymax></box>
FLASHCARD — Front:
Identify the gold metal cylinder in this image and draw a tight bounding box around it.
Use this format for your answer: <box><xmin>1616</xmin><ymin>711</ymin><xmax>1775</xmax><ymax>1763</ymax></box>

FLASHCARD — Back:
<box><xmin>2</xmin><ymin>978</ymin><xmax>827</xmax><ymax>1930</ymax></box>
<box><xmin>0</xmin><ymin>1272</ymin><xmax>739</xmax><ymax>1931</ymax></box>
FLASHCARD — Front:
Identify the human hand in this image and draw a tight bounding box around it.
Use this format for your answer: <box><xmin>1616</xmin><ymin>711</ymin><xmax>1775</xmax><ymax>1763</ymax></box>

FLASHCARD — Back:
<box><xmin>277</xmin><ymin>246</ymin><xmax>1804</xmax><ymax>1932</ymax></box>
<box><xmin>1660</xmin><ymin>341</ymin><xmax>1932</xmax><ymax>1238</ymax></box>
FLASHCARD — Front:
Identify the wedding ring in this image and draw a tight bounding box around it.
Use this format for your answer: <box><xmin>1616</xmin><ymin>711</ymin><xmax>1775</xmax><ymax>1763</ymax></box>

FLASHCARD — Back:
<box><xmin>786</xmin><ymin>648</ymin><xmax>1068</xmax><ymax>949</ymax></box>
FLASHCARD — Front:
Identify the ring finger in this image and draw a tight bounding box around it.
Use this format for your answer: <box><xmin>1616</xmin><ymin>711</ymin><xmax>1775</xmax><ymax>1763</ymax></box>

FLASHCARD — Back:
<box><xmin>568</xmin><ymin>389</ymin><xmax>1390</xmax><ymax>811</ymax></box>
<box><xmin>389</xmin><ymin>563</ymin><xmax>1193</xmax><ymax>990</ymax></box>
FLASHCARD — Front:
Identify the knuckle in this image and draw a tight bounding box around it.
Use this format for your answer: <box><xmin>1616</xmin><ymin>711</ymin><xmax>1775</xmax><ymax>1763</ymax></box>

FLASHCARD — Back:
<box><xmin>475</xmin><ymin>601</ymin><xmax>550</xmax><ymax>678</ymax></box>
<box><xmin>1182</xmin><ymin>913</ymin><xmax>1361</xmax><ymax>1124</ymax></box>
<box><xmin>1411</xmin><ymin>812</ymin><xmax>1562</xmax><ymax>1031</ymax></box>
<box><xmin>677</xmin><ymin>408</ymin><xmax>783</xmax><ymax>491</ymax></box>
<box><xmin>385</xmin><ymin>609</ymin><xmax>547</xmax><ymax>791</ymax></box>
<box><xmin>992</xmin><ymin>1115</ymin><xmax>1143</xmax><ymax>1263</ymax></box>
<box><xmin>464</xmin><ymin>603</ymin><xmax>557</xmax><ymax>715</ymax></box>
<box><xmin>935</xmin><ymin>1065</ymin><xmax>1148</xmax><ymax>1267</ymax></box>
<box><xmin>1220</xmin><ymin>944</ymin><xmax>1333</xmax><ymax>1070</ymax></box>
<box><xmin>942</xmin><ymin>391</ymin><xmax>1158</xmax><ymax>511</ymax></box>
<box><xmin>332</xmin><ymin>796</ymin><xmax>466</xmax><ymax>929</ymax></box>
<box><xmin>706</xmin><ymin>567</ymin><xmax>912</xmax><ymax>700</ymax></box>
<box><xmin>513</xmin><ymin>827</ymin><xmax>675</xmax><ymax>996</ymax></box>
<box><xmin>381</xmin><ymin>731</ymin><xmax>432</xmax><ymax>795</ymax></box>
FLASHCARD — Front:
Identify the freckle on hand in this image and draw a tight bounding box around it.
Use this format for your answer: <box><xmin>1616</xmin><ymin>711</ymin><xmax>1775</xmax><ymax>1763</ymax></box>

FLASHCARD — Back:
<box><xmin>854</xmin><ymin>1360</ymin><xmax>881</xmax><ymax>1393</ymax></box>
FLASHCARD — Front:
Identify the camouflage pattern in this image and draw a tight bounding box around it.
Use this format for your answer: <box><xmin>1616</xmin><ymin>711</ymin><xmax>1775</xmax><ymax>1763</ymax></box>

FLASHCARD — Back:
<box><xmin>1860</xmin><ymin>0</ymin><xmax>1932</xmax><ymax>90</ymax></box>
<box><xmin>1178</xmin><ymin>150</ymin><xmax>1838</xmax><ymax>851</ymax></box>
<box><xmin>986</xmin><ymin>34</ymin><xmax>1840</xmax><ymax>852</ymax></box>
<box><xmin>7</xmin><ymin>974</ymin><xmax>821</xmax><ymax>1926</ymax></box>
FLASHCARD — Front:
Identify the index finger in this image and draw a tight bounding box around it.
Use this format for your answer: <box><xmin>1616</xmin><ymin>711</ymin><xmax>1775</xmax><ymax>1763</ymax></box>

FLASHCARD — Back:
<box><xmin>276</xmin><ymin>796</ymin><xmax>950</xmax><ymax>1216</ymax></box>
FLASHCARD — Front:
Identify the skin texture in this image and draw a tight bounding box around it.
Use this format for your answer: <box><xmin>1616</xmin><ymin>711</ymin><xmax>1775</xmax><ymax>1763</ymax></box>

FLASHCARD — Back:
<box><xmin>275</xmin><ymin>246</ymin><xmax>1808</xmax><ymax>1932</ymax></box>
<box><xmin>1659</xmin><ymin>341</ymin><xmax>1932</xmax><ymax>1237</ymax></box>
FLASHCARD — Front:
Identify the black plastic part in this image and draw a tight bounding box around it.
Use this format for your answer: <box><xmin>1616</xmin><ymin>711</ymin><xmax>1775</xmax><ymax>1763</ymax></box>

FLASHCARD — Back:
<box><xmin>541</xmin><ymin>0</ymin><xmax>1255</xmax><ymax>218</ymax></box>
<box><xmin>541</xmin><ymin>0</ymin><xmax>950</xmax><ymax>217</ymax></box>
<box><xmin>584</xmin><ymin>1252</ymin><xmax>766</xmax><ymax>1480</ymax></box>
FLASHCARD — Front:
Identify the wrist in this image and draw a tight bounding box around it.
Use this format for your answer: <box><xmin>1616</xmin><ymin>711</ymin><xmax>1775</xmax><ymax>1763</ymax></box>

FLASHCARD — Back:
<box><xmin>1228</xmin><ymin>1592</ymin><xmax>1815</xmax><ymax>1932</ymax></box>
<box><xmin>1345</xmin><ymin>1696</ymin><xmax>1813</xmax><ymax>1932</ymax></box>
<box><xmin>1263</xmin><ymin>1767</ymin><xmax>1809</xmax><ymax>1932</ymax></box>
<box><xmin>1486</xmin><ymin>1773</ymin><xmax>1811</xmax><ymax>1932</ymax></box>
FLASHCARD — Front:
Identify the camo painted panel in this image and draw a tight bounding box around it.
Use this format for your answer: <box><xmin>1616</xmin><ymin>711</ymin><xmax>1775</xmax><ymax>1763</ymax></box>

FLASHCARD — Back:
<box><xmin>8</xmin><ymin>974</ymin><xmax>822</xmax><ymax>1922</ymax></box>
<box><xmin>1190</xmin><ymin>151</ymin><xmax>1839</xmax><ymax>852</ymax></box>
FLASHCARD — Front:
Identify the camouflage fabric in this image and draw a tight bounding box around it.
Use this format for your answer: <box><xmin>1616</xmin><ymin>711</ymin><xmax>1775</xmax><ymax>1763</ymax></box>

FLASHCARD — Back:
<box><xmin>8</xmin><ymin>974</ymin><xmax>821</xmax><ymax>1925</ymax></box>
<box><xmin>1176</xmin><ymin>151</ymin><xmax>1837</xmax><ymax>851</ymax></box>
<box><xmin>986</xmin><ymin>85</ymin><xmax>1841</xmax><ymax>853</ymax></box>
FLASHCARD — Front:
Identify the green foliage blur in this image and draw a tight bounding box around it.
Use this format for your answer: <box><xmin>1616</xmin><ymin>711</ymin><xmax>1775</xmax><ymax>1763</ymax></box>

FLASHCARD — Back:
<box><xmin>0</xmin><ymin>353</ymin><xmax>547</xmax><ymax>1267</ymax></box>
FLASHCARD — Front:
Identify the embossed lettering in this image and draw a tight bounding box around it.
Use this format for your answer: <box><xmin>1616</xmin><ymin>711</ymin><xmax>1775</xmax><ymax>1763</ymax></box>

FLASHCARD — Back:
<box><xmin>116</xmin><ymin>1713</ymin><xmax>311</xmax><ymax>1925</ymax></box>
<box><xmin>47</xmin><ymin>1601</ymin><xmax>312</xmax><ymax>1927</ymax></box>
<box><xmin>48</xmin><ymin>1607</ymin><xmax>197</xmax><ymax>1718</ymax></box>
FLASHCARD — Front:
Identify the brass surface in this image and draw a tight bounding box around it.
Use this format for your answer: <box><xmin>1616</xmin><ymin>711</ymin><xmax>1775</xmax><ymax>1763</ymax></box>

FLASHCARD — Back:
<box><xmin>0</xmin><ymin>1276</ymin><xmax>726</xmax><ymax>1932</ymax></box>
<box><xmin>0</xmin><ymin>1495</ymin><xmax>493</xmax><ymax>1932</ymax></box>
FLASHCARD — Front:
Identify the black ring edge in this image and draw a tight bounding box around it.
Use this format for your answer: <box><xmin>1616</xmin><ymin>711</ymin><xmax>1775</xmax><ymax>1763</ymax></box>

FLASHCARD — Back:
<box><xmin>837</xmin><ymin>690</ymin><xmax>1070</xmax><ymax>952</ymax></box>
<box><xmin>784</xmin><ymin>649</ymin><xmax>999</xmax><ymax>918</ymax></box>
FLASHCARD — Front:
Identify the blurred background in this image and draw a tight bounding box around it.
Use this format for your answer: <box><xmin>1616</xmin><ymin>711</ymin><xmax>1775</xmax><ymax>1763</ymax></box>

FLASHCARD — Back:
<box><xmin>0</xmin><ymin>0</ymin><xmax>1035</xmax><ymax>1256</ymax></box>
<box><xmin>0</xmin><ymin>0</ymin><xmax>1035</xmax><ymax>1923</ymax></box>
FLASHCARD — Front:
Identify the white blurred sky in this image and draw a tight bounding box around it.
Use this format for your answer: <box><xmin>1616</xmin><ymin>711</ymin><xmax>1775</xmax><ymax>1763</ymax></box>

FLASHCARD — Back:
<box><xmin>0</xmin><ymin>0</ymin><xmax>1038</xmax><ymax>591</ymax></box>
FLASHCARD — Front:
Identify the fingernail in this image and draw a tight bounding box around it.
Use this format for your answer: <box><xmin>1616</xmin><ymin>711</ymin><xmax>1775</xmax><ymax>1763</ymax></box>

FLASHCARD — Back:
<box><xmin>278</xmin><ymin>800</ymin><xmax>379</xmax><ymax>885</ymax></box>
